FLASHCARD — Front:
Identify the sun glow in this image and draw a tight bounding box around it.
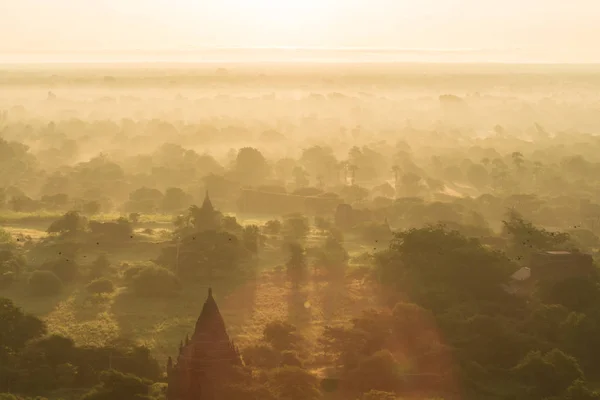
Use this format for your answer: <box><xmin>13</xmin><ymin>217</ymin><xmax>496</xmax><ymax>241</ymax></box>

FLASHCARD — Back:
<box><xmin>231</xmin><ymin>0</ymin><xmax>335</xmax><ymax>37</ymax></box>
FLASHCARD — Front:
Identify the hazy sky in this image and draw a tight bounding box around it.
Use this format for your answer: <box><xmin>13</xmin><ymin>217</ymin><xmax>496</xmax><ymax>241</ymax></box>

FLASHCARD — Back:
<box><xmin>2</xmin><ymin>0</ymin><xmax>600</xmax><ymax>62</ymax></box>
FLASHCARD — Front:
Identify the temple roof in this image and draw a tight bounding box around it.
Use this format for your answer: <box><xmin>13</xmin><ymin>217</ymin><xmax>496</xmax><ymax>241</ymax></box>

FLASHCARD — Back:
<box><xmin>193</xmin><ymin>288</ymin><xmax>229</xmax><ymax>341</ymax></box>
<box><xmin>201</xmin><ymin>190</ymin><xmax>214</xmax><ymax>212</ymax></box>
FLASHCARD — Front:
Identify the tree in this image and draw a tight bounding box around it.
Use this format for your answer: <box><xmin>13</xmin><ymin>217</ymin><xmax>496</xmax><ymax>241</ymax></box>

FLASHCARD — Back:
<box><xmin>512</xmin><ymin>349</ymin><xmax>583</xmax><ymax>399</ymax></box>
<box><xmin>300</xmin><ymin>146</ymin><xmax>337</xmax><ymax>186</ymax></box>
<box><xmin>242</xmin><ymin>344</ymin><xmax>281</xmax><ymax>369</ymax></box>
<box><xmin>467</xmin><ymin>164</ymin><xmax>490</xmax><ymax>189</ymax></box>
<box><xmin>126</xmin><ymin>265</ymin><xmax>181</xmax><ymax>298</ymax></box>
<box><xmin>129</xmin><ymin>213</ymin><xmax>141</xmax><ymax>224</ymax></box>
<box><xmin>43</xmin><ymin>258</ymin><xmax>79</xmax><ymax>283</ymax></box>
<box><xmin>401</xmin><ymin>172</ymin><xmax>422</xmax><ymax>197</ymax></box>
<box><xmin>40</xmin><ymin>193</ymin><xmax>69</xmax><ymax>210</ymax></box>
<box><xmin>90</xmin><ymin>254</ymin><xmax>111</xmax><ymax>279</ymax></box>
<box><xmin>502</xmin><ymin>210</ymin><xmax>572</xmax><ymax>262</ymax></box>
<box><xmin>242</xmin><ymin>225</ymin><xmax>264</xmax><ymax>254</ymax></box>
<box><xmin>538</xmin><ymin>277</ymin><xmax>599</xmax><ymax>312</ymax></box>
<box><xmin>158</xmin><ymin>230</ymin><xmax>248</xmax><ymax>280</ymax></box>
<box><xmin>360</xmin><ymin>391</ymin><xmax>399</xmax><ymax>400</ymax></box>
<box><xmin>263</xmin><ymin>220</ymin><xmax>282</xmax><ymax>236</ymax></box>
<box><xmin>89</xmin><ymin>218</ymin><xmax>133</xmax><ymax>241</ymax></box>
<box><xmin>82</xmin><ymin>370</ymin><xmax>153</xmax><ymax>400</ymax></box>
<box><xmin>511</xmin><ymin>151</ymin><xmax>525</xmax><ymax>170</ymax></box>
<box><xmin>283</xmin><ymin>214</ymin><xmax>309</xmax><ymax>242</ymax></box>
<box><xmin>0</xmin><ymin>298</ymin><xmax>46</xmax><ymax>356</ymax></box>
<box><xmin>47</xmin><ymin>211</ymin><xmax>86</xmax><ymax>236</ymax></box>
<box><xmin>233</xmin><ymin>147</ymin><xmax>270</xmax><ymax>185</ymax></box>
<box><xmin>28</xmin><ymin>271</ymin><xmax>63</xmax><ymax>296</ymax></box>
<box><xmin>124</xmin><ymin>187</ymin><xmax>164</xmax><ymax>214</ymax></box>
<box><xmin>286</xmin><ymin>242</ymin><xmax>307</xmax><ymax>288</ymax></box>
<box><xmin>161</xmin><ymin>187</ymin><xmax>192</xmax><ymax>213</ymax></box>
<box><xmin>314</xmin><ymin>235</ymin><xmax>348</xmax><ymax>277</ymax></box>
<box><xmin>266</xmin><ymin>367</ymin><xmax>322</xmax><ymax>400</ymax></box>
<box><xmin>264</xmin><ymin>321</ymin><xmax>302</xmax><ymax>352</ymax></box>
<box><xmin>82</xmin><ymin>200</ymin><xmax>101</xmax><ymax>216</ymax></box>
<box><xmin>87</xmin><ymin>278</ymin><xmax>115</xmax><ymax>295</ymax></box>
<box><xmin>377</xmin><ymin>226</ymin><xmax>517</xmax><ymax>309</ymax></box>
<box><xmin>563</xmin><ymin>380</ymin><xmax>600</xmax><ymax>400</ymax></box>
<box><xmin>346</xmin><ymin>351</ymin><xmax>405</xmax><ymax>395</ymax></box>
<box><xmin>292</xmin><ymin>167</ymin><xmax>310</xmax><ymax>189</ymax></box>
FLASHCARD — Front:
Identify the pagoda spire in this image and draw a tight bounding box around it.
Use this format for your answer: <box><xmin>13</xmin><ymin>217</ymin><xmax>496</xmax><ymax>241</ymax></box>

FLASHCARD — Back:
<box><xmin>193</xmin><ymin>287</ymin><xmax>228</xmax><ymax>339</ymax></box>
<box><xmin>201</xmin><ymin>190</ymin><xmax>214</xmax><ymax>211</ymax></box>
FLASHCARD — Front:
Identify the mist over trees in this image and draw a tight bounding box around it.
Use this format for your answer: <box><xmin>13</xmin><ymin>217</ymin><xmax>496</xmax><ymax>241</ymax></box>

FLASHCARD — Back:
<box><xmin>2</xmin><ymin>64</ymin><xmax>600</xmax><ymax>399</ymax></box>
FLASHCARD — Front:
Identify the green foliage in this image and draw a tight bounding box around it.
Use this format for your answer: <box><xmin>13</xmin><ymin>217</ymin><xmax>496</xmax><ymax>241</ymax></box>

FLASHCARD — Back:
<box><xmin>82</xmin><ymin>370</ymin><xmax>152</xmax><ymax>400</ymax></box>
<box><xmin>233</xmin><ymin>147</ymin><xmax>270</xmax><ymax>185</ymax></box>
<box><xmin>263</xmin><ymin>320</ymin><xmax>302</xmax><ymax>352</ymax></box>
<box><xmin>47</xmin><ymin>211</ymin><xmax>86</xmax><ymax>236</ymax></box>
<box><xmin>86</xmin><ymin>278</ymin><xmax>115</xmax><ymax>295</ymax></box>
<box><xmin>81</xmin><ymin>200</ymin><xmax>101</xmax><ymax>215</ymax></box>
<box><xmin>263</xmin><ymin>220</ymin><xmax>282</xmax><ymax>235</ymax></box>
<box><xmin>0</xmin><ymin>297</ymin><xmax>46</xmax><ymax>356</ymax></box>
<box><xmin>161</xmin><ymin>187</ymin><xmax>192</xmax><ymax>213</ymax></box>
<box><xmin>280</xmin><ymin>351</ymin><xmax>303</xmax><ymax>368</ymax></box>
<box><xmin>242</xmin><ymin>344</ymin><xmax>281</xmax><ymax>369</ymax></box>
<box><xmin>42</xmin><ymin>258</ymin><xmax>79</xmax><ymax>283</ymax></box>
<box><xmin>314</xmin><ymin>235</ymin><xmax>349</xmax><ymax>275</ymax></box>
<box><xmin>359</xmin><ymin>391</ymin><xmax>399</xmax><ymax>400</ymax></box>
<box><xmin>563</xmin><ymin>380</ymin><xmax>600</xmax><ymax>400</ymax></box>
<box><xmin>126</xmin><ymin>265</ymin><xmax>180</xmax><ymax>297</ymax></box>
<box><xmin>158</xmin><ymin>229</ymin><xmax>250</xmax><ymax>281</ymax></box>
<box><xmin>503</xmin><ymin>210</ymin><xmax>573</xmax><ymax>262</ymax></box>
<box><xmin>378</xmin><ymin>225</ymin><xmax>517</xmax><ymax>310</ymax></box>
<box><xmin>89</xmin><ymin>254</ymin><xmax>111</xmax><ymax>279</ymax></box>
<box><xmin>0</xmin><ymin>248</ymin><xmax>25</xmax><ymax>288</ymax></box>
<box><xmin>89</xmin><ymin>218</ymin><xmax>133</xmax><ymax>241</ymax></box>
<box><xmin>266</xmin><ymin>366</ymin><xmax>322</xmax><ymax>400</ymax></box>
<box><xmin>538</xmin><ymin>277</ymin><xmax>600</xmax><ymax>312</ymax></box>
<box><xmin>513</xmin><ymin>349</ymin><xmax>583</xmax><ymax>399</ymax></box>
<box><xmin>283</xmin><ymin>214</ymin><xmax>310</xmax><ymax>241</ymax></box>
<box><xmin>355</xmin><ymin>222</ymin><xmax>393</xmax><ymax>244</ymax></box>
<box><xmin>0</xmin><ymin>229</ymin><xmax>13</xmax><ymax>246</ymax></box>
<box><xmin>285</xmin><ymin>242</ymin><xmax>307</xmax><ymax>287</ymax></box>
<box><xmin>28</xmin><ymin>271</ymin><xmax>63</xmax><ymax>296</ymax></box>
<box><xmin>242</xmin><ymin>225</ymin><xmax>264</xmax><ymax>254</ymax></box>
<box><xmin>124</xmin><ymin>187</ymin><xmax>164</xmax><ymax>214</ymax></box>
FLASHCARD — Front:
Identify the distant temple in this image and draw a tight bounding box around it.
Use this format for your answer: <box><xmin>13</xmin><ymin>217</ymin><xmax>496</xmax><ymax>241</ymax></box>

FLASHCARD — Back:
<box><xmin>190</xmin><ymin>191</ymin><xmax>221</xmax><ymax>232</ymax></box>
<box><xmin>167</xmin><ymin>288</ymin><xmax>242</xmax><ymax>400</ymax></box>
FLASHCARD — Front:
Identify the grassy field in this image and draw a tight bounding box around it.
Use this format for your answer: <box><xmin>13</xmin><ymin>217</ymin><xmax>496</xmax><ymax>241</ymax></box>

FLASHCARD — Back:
<box><xmin>1</xmin><ymin>215</ymin><xmax>381</xmax><ymax>371</ymax></box>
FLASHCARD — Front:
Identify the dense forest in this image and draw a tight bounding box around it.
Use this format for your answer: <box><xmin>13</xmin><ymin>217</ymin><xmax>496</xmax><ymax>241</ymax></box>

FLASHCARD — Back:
<box><xmin>2</xmin><ymin>64</ymin><xmax>600</xmax><ymax>400</ymax></box>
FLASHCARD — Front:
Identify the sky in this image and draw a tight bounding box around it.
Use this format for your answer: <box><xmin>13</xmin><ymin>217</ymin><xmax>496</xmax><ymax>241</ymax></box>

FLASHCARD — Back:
<box><xmin>1</xmin><ymin>0</ymin><xmax>600</xmax><ymax>63</ymax></box>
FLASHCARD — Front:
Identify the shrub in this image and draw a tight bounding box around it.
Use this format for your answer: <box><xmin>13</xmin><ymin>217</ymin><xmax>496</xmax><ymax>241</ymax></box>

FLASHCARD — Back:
<box><xmin>29</xmin><ymin>270</ymin><xmax>63</xmax><ymax>296</ymax></box>
<box><xmin>263</xmin><ymin>220</ymin><xmax>282</xmax><ymax>235</ymax></box>
<box><xmin>127</xmin><ymin>265</ymin><xmax>181</xmax><ymax>297</ymax></box>
<box><xmin>82</xmin><ymin>370</ymin><xmax>152</xmax><ymax>400</ymax></box>
<box><xmin>242</xmin><ymin>344</ymin><xmax>280</xmax><ymax>369</ymax></box>
<box><xmin>264</xmin><ymin>320</ymin><xmax>302</xmax><ymax>352</ymax></box>
<box><xmin>283</xmin><ymin>214</ymin><xmax>310</xmax><ymax>241</ymax></box>
<box><xmin>43</xmin><ymin>259</ymin><xmax>79</xmax><ymax>283</ymax></box>
<box><xmin>360</xmin><ymin>391</ymin><xmax>399</xmax><ymax>400</ymax></box>
<box><xmin>86</xmin><ymin>278</ymin><xmax>115</xmax><ymax>295</ymax></box>
<box><xmin>89</xmin><ymin>254</ymin><xmax>111</xmax><ymax>279</ymax></box>
<box><xmin>280</xmin><ymin>350</ymin><xmax>303</xmax><ymax>368</ymax></box>
<box><xmin>0</xmin><ymin>271</ymin><xmax>16</xmax><ymax>289</ymax></box>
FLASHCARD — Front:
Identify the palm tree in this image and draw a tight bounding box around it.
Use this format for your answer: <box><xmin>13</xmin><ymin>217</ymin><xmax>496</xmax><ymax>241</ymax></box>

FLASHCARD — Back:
<box><xmin>347</xmin><ymin>164</ymin><xmax>358</xmax><ymax>186</ymax></box>
<box><xmin>511</xmin><ymin>152</ymin><xmax>525</xmax><ymax>170</ymax></box>
<box><xmin>391</xmin><ymin>165</ymin><xmax>401</xmax><ymax>197</ymax></box>
<box><xmin>339</xmin><ymin>161</ymin><xmax>349</xmax><ymax>185</ymax></box>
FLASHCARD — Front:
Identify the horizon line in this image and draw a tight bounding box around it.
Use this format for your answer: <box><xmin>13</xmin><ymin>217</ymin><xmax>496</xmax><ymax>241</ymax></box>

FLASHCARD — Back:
<box><xmin>0</xmin><ymin>47</ymin><xmax>504</xmax><ymax>55</ymax></box>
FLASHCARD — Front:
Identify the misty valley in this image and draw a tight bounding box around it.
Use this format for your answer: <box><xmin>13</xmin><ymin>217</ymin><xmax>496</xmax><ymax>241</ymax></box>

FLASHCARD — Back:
<box><xmin>2</xmin><ymin>64</ymin><xmax>600</xmax><ymax>400</ymax></box>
